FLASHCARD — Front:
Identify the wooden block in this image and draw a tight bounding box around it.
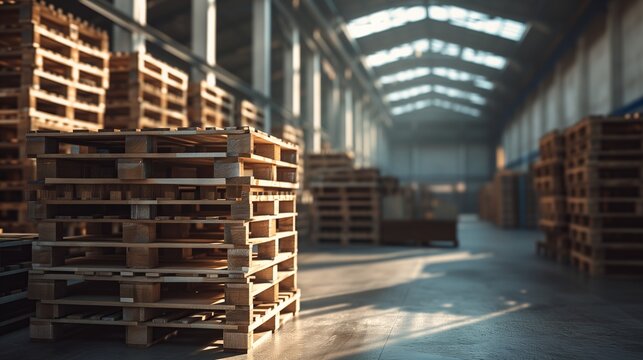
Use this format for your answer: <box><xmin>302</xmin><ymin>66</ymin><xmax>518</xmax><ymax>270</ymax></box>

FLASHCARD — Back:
<box><xmin>225</xmin><ymin>283</ymin><xmax>251</xmax><ymax>306</ymax></box>
<box><xmin>280</xmin><ymin>273</ymin><xmax>297</xmax><ymax>292</ymax></box>
<box><xmin>38</xmin><ymin>222</ymin><xmax>63</xmax><ymax>241</ymax></box>
<box><xmin>32</xmin><ymin>245</ymin><xmax>66</xmax><ymax>267</ymax></box>
<box><xmin>225</xmin><ymin>309</ymin><xmax>252</xmax><ymax>325</ymax></box>
<box><xmin>126</xmin><ymin>325</ymin><xmax>153</xmax><ymax>347</ymax></box>
<box><xmin>125</xmin><ymin>135</ymin><xmax>156</xmax><ymax>153</ymax></box>
<box><xmin>126</xmin><ymin>247</ymin><xmax>159</xmax><ymax>268</ymax></box>
<box><xmin>30</xmin><ymin>319</ymin><xmax>63</xmax><ymax>340</ymax></box>
<box><xmin>28</xmin><ymin>201</ymin><xmax>48</xmax><ymax>220</ymax></box>
<box><xmin>227</xmin><ymin>134</ymin><xmax>252</xmax><ymax>157</ymax></box>
<box><xmin>118</xmin><ymin>159</ymin><xmax>150</xmax><ymax>179</ymax></box>
<box><xmin>28</xmin><ymin>280</ymin><xmax>66</xmax><ymax>300</ymax></box>
<box><xmin>231</xmin><ymin>201</ymin><xmax>252</xmax><ymax>220</ymax></box>
<box><xmin>123</xmin><ymin>223</ymin><xmax>156</xmax><ymax>243</ymax></box>
<box><xmin>277</xmin><ymin>167</ymin><xmax>297</xmax><ymax>183</ymax></box>
<box><xmin>279</xmin><ymin>199</ymin><xmax>295</xmax><ymax>213</ymax></box>
<box><xmin>26</xmin><ymin>137</ymin><xmax>58</xmax><ymax>157</ymax></box>
<box><xmin>120</xmin><ymin>282</ymin><xmax>160</xmax><ymax>303</ymax></box>
<box><xmin>277</xmin><ymin>216</ymin><xmax>295</xmax><ymax>232</ymax></box>
<box><xmin>213</xmin><ymin>161</ymin><xmax>243</xmax><ymax>178</ymax></box>
<box><xmin>227</xmin><ymin>247</ymin><xmax>251</xmax><ymax>270</ymax></box>
<box><xmin>225</xmin><ymin>223</ymin><xmax>249</xmax><ymax>244</ymax></box>
<box><xmin>224</xmin><ymin>330</ymin><xmax>252</xmax><ymax>350</ymax></box>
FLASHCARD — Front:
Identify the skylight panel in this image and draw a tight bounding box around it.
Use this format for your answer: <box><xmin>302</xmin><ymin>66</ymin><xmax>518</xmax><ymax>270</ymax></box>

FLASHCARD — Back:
<box><xmin>386</xmin><ymin>85</ymin><xmax>432</xmax><ymax>102</ymax></box>
<box><xmin>390</xmin><ymin>98</ymin><xmax>481</xmax><ymax>117</ymax></box>
<box><xmin>427</xmin><ymin>5</ymin><xmax>527</xmax><ymax>41</ymax></box>
<box><xmin>366</xmin><ymin>39</ymin><xmax>429</xmax><ymax>67</ymax></box>
<box><xmin>365</xmin><ymin>39</ymin><xmax>506</xmax><ymax>69</ymax></box>
<box><xmin>432</xmin><ymin>67</ymin><xmax>495</xmax><ymax>90</ymax></box>
<box><xmin>379</xmin><ymin>67</ymin><xmax>431</xmax><ymax>85</ymax></box>
<box><xmin>434</xmin><ymin>85</ymin><xmax>487</xmax><ymax>105</ymax></box>
<box><xmin>346</xmin><ymin>6</ymin><xmax>427</xmax><ymax>39</ymax></box>
<box><xmin>461</xmin><ymin>48</ymin><xmax>507</xmax><ymax>69</ymax></box>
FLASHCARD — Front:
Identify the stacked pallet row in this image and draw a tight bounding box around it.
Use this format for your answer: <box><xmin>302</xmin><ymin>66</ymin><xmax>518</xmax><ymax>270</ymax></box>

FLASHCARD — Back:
<box><xmin>492</xmin><ymin>170</ymin><xmax>520</xmax><ymax>228</ymax></box>
<box><xmin>533</xmin><ymin>131</ymin><xmax>568</xmax><ymax>262</ymax></box>
<box><xmin>26</xmin><ymin>127</ymin><xmax>300</xmax><ymax>350</ymax></box>
<box><xmin>188</xmin><ymin>81</ymin><xmax>235</xmax><ymax>128</ymax></box>
<box><xmin>0</xmin><ymin>0</ymin><xmax>109</xmax><ymax>231</ymax></box>
<box><xmin>0</xmin><ymin>232</ymin><xmax>37</xmax><ymax>333</ymax></box>
<box><xmin>565</xmin><ymin>114</ymin><xmax>643</xmax><ymax>275</ymax></box>
<box><xmin>478</xmin><ymin>183</ymin><xmax>495</xmax><ymax>222</ymax></box>
<box><xmin>106</xmin><ymin>52</ymin><xmax>188</xmax><ymax>129</ymax></box>
<box><xmin>308</xmin><ymin>153</ymin><xmax>380</xmax><ymax>245</ymax></box>
<box><xmin>239</xmin><ymin>100</ymin><xmax>264</xmax><ymax>129</ymax></box>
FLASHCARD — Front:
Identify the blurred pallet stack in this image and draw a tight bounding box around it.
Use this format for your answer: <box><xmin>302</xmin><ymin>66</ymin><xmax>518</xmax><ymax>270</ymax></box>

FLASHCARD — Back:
<box><xmin>492</xmin><ymin>170</ymin><xmax>520</xmax><ymax>228</ymax></box>
<box><xmin>26</xmin><ymin>127</ymin><xmax>300</xmax><ymax>350</ymax></box>
<box><xmin>0</xmin><ymin>232</ymin><xmax>37</xmax><ymax>333</ymax></box>
<box><xmin>307</xmin><ymin>153</ymin><xmax>380</xmax><ymax>245</ymax></box>
<box><xmin>533</xmin><ymin>131</ymin><xmax>568</xmax><ymax>262</ymax></box>
<box><xmin>238</xmin><ymin>100</ymin><xmax>264</xmax><ymax>129</ymax></box>
<box><xmin>478</xmin><ymin>182</ymin><xmax>495</xmax><ymax>222</ymax></box>
<box><xmin>565</xmin><ymin>114</ymin><xmax>643</xmax><ymax>276</ymax></box>
<box><xmin>106</xmin><ymin>52</ymin><xmax>188</xmax><ymax>129</ymax></box>
<box><xmin>0</xmin><ymin>0</ymin><xmax>109</xmax><ymax>231</ymax></box>
<box><xmin>188</xmin><ymin>81</ymin><xmax>235</xmax><ymax>128</ymax></box>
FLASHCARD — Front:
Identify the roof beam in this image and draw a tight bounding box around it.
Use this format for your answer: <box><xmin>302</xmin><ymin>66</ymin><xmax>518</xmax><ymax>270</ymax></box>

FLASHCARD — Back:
<box><xmin>388</xmin><ymin>92</ymin><xmax>487</xmax><ymax>111</ymax></box>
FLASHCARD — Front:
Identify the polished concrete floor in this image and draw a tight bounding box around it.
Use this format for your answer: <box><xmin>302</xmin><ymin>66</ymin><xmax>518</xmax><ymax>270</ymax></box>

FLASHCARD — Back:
<box><xmin>1</xmin><ymin>217</ymin><xmax>643</xmax><ymax>359</ymax></box>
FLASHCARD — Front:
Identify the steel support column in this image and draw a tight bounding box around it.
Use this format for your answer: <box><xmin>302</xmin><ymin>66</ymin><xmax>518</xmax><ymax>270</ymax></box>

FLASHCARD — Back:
<box><xmin>343</xmin><ymin>88</ymin><xmax>353</xmax><ymax>152</ymax></box>
<box><xmin>306</xmin><ymin>52</ymin><xmax>322</xmax><ymax>152</ymax></box>
<box><xmin>252</xmin><ymin>0</ymin><xmax>271</xmax><ymax>132</ymax></box>
<box><xmin>283</xmin><ymin>25</ymin><xmax>301</xmax><ymax>123</ymax></box>
<box><xmin>191</xmin><ymin>0</ymin><xmax>216</xmax><ymax>85</ymax></box>
<box><xmin>113</xmin><ymin>0</ymin><xmax>146</xmax><ymax>52</ymax></box>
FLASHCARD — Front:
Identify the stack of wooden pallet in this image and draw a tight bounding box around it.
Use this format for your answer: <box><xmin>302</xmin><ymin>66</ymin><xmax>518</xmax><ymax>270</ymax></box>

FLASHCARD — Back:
<box><xmin>478</xmin><ymin>183</ymin><xmax>495</xmax><ymax>222</ymax></box>
<box><xmin>565</xmin><ymin>114</ymin><xmax>643</xmax><ymax>275</ymax></box>
<box><xmin>493</xmin><ymin>170</ymin><xmax>520</xmax><ymax>228</ymax></box>
<box><xmin>239</xmin><ymin>100</ymin><xmax>264</xmax><ymax>129</ymax></box>
<box><xmin>188</xmin><ymin>81</ymin><xmax>235</xmax><ymax>128</ymax></box>
<box><xmin>106</xmin><ymin>52</ymin><xmax>188</xmax><ymax>129</ymax></box>
<box><xmin>0</xmin><ymin>0</ymin><xmax>109</xmax><ymax>231</ymax></box>
<box><xmin>533</xmin><ymin>131</ymin><xmax>568</xmax><ymax>262</ymax></box>
<box><xmin>307</xmin><ymin>153</ymin><xmax>380</xmax><ymax>245</ymax></box>
<box><xmin>26</xmin><ymin>127</ymin><xmax>300</xmax><ymax>350</ymax></box>
<box><xmin>0</xmin><ymin>232</ymin><xmax>37</xmax><ymax>333</ymax></box>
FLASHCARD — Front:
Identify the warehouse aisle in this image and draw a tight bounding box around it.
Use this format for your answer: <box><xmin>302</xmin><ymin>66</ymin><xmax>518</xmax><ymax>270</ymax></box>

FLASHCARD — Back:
<box><xmin>1</xmin><ymin>217</ymin><xmax>642</xmax><ymax>359</ymax></box>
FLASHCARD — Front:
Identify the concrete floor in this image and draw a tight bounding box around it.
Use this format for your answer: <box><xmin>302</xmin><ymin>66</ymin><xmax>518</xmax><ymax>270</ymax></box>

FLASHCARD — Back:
<box><xmin>1</xmin><ymin>217</ymin><xmax>643</xmax><ymax>359</ymax></box>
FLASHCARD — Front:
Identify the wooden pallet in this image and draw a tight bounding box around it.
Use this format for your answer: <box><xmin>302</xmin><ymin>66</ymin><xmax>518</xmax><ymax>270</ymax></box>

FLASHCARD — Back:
<box><xmin>106</xmin><ymin>52</ymin><xmax>188</xmax><ymax>129</ymax></box>
<box><xmin>238</xmin><ymin>100</ymin><xmax>264</xmax><ymax>129</ymax></box>
<box><xmin>188</xmin><ymin>81</ymin><xmax>235</xmax><ymax>128</ymax></box>
<box><xmin>26</xmin><ymin>127</ymin><xmax>300</xmax><ymax>350</ymax></box>
<box><xmin>539</xmin><ymin>130</ymin><xmax>565</xmax><ymax>161</ymax></box>
<box><xmin>0</xmin><ymin>232</ymin><xmax>37</xmax><ymax>333</ymax></box>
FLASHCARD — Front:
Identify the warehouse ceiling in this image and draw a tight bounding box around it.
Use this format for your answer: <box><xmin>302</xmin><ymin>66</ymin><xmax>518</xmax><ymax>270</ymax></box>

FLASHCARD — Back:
<box><xmin>50</xmin><ymin>0</ymin><xmax>595</xmax><ymax>137</ymax></box>
<box><xmin>324</xmin><ymin>0</ymin><xmax>593</xmax><ymax>126</ymax></box>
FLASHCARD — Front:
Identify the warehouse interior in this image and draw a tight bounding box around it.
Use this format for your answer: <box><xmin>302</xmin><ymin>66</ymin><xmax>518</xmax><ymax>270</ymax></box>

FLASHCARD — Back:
<box><xmin>1</xmin><ymin>0</ymin><xmax>643</xmax><ymax>358</ymax></box>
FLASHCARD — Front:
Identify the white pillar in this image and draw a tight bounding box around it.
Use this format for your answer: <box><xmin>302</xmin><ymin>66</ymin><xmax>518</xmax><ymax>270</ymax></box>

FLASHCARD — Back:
<box><xmin>113</xmin><ymin>0</ymin><xmax>146</xmax><ymax>53</ymax></box>
<box><xmin>306</xmin><ymin>52</ymin><xmax>322</xmax><ymax>152</ymax></box>
<box><xmin>191</xmin><ymin>0</ymin><xmax>216</xmax><ymax>85</ymax></box>
<box><xmin>343</xmin><ymin>88</ymin><xmax>353</xmax><ymax>152</ymax></box>
<box><xmin>252</xmin><ymin>0</ymin><xmax>271</xmax><ymax>132</ymax></box>
<box><xmin>354</xmin><ymin>99</ymin><xmax>363</xmax><ymax>166</ymax></box>
<box><xmin>330</xmin><ymin>77</ymin><xmax>341</xmax><ymax>149</ymax></box>
<box><xmin>607</xmin><ymin>0</ymin><xmax>623</xmax><ymax>110</ymax></box>
<box><xmin>283</xmin><ymin>26</ymin><xmax>301</xmax><ymax>121</ymax></box>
